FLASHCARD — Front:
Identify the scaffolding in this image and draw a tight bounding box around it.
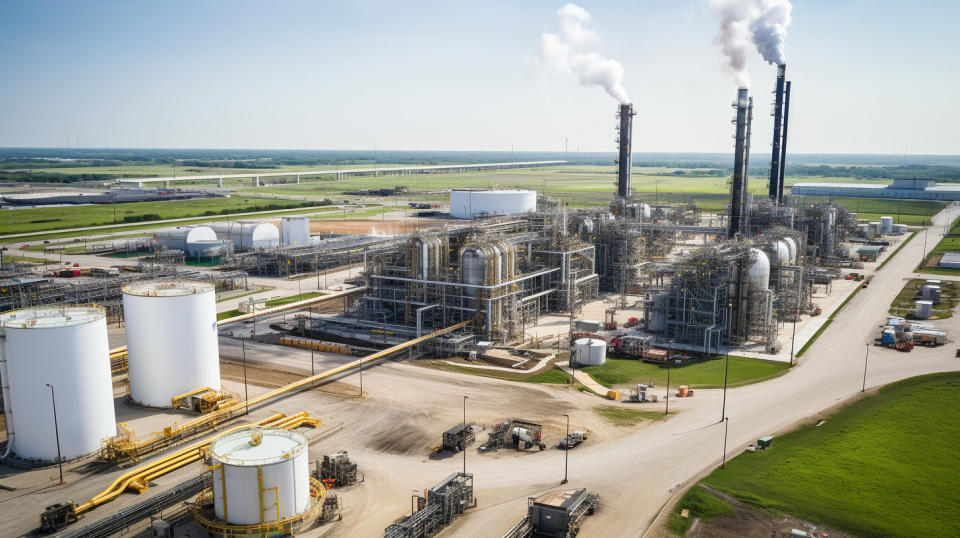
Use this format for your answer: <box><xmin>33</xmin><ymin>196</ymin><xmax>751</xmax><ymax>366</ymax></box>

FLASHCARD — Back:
<box><xmin>383</xmin><ymin>473</ymin><xmax>475</xmax><ymax>538</ymax></box>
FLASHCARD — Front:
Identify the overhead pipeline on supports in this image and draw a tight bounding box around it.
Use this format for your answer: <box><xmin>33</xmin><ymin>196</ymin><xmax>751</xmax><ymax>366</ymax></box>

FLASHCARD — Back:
<box><xmin>99</xmin><ymin>318</ymin><xmax>475</xmax><ymax>464</ymax></box>
<box><xmin>40</xmin><ymin>412</ymin><xmax>320</xmax><ymax>533</ymax></box>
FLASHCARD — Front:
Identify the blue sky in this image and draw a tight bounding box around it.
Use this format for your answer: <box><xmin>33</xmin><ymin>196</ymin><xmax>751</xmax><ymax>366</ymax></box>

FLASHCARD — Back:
<box><xmin>0</xmin><ymin>0</ymin><xmax>957</xmax><ymax>154</ymax></box>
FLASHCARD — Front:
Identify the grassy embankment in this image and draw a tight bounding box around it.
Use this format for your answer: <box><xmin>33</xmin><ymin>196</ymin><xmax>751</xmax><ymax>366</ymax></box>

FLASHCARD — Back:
<box><xmin>582</xmin><ymin>357</ymin><xmax>789</xmax><ymax>390</ymax></box>
<box><xmin>889</xmin><ymin>278</ymin><xmax>956</xmax><ymax>320</ymax></box>
<box><xmin>216</xmin><ymin>291</ymin><xmax>327</xmax><ymax>321</ymax></box>
<box><xmin>668</xmin><ymin>372</ymin><xmax>960</xmax><ymax>537</ymax></box>
<box><xmin>593</xmin><ymin>405</ymin><xmax>672</xmax><ymax>426</ymax></box>
<box><xmin>918</xmin><ymin>213</ymin><xmax>960</xmax><ymax>276</ymax></box>
<box><xmin>429</xmin><ymin>361</ymin><xmax>578</xmax><ymax>385</ymax></box>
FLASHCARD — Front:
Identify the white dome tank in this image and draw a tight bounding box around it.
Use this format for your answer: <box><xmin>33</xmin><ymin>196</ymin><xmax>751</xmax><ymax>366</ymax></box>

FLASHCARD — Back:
<box><xmin>0</xmin><ymin>307</ymin><xmax>116</xmax><ymax>461</ymax></box>
<box><xmin>123</xmin><ymin>281</ymin><xmax>220</xmax><ymax>407</ymax></box>
<box><xmin>211</xmin><ymin>221</ymin><xmax>279</xmax><ymax>251</ymax></box>
<box><xmin>783</xmin><ymin>237</ymin><xmax>798</xmax><ymax>264</ymax></box>
<box><xmin>769</xmin><ymin>241</ymin><xmax>790</xmax><ymax>266</ymax></box>
<box><xmin>211</xmin><ymin>429</ymin><xmax>310</xmax><ymax>525</ymax></box>
<box><xmin>746</xmin><ymin>249</ymin><xmax>770</xmax><ymax>291</ymax></box>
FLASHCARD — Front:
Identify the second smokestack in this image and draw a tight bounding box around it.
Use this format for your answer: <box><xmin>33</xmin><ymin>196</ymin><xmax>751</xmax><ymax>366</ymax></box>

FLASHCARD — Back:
<box><xmin>617</xmin><ymin>103</ymin><xmax>636</xmax><ymax>198</ymax></box>
<box><xmin>768</xmin><ymin>63</ymin><xmax>787</xmax><ymax>203</ymax></box>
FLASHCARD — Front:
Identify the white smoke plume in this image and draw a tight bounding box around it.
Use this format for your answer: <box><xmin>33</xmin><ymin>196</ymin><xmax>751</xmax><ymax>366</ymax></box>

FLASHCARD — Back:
<box><xmin>540</xmin><ymin>3</ymin><xmax>630</xmax><ymax>104</ymax></box>
<box><xmin>711</xmin><ymin>0</ymin><xmax>758</xmax><ymax>87</ymax></box>
<box><xmin>750</xmin><ymin>0</ymin><xmax>792</xmax><ymax>65</ymax></box>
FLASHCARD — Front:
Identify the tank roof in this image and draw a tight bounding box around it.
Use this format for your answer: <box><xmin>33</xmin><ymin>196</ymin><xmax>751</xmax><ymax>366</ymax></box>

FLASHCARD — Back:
<box><xmin>0</xmin><ymin>306</ymin><xmax>104</xmax><ymax>329</ymax></box>
<box><xmin>123</xmin><ymin>280</ymin><xmax>214</xmax><ymax>297</ymax></box>
<box><xmin>211</xmin><ymin>429</ymin><xmax>307</xmax><ymax>466</ymax></box>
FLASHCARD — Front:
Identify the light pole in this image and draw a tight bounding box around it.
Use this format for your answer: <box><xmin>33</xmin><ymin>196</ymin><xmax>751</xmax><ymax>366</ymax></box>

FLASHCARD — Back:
<box><xmin>241</xmin><ymin>337</ymin><xmax>249</xmax><ymax>414</ymax></box>
<box><xmin>862</xmin><ymin>343</ymin><xmax>870</xmax><ymax>393</ymax></box>
<box><xmin>721</xmin><ymin>303</ymin><xmax>732</xmax><ymax>422</ymax></box>
<box><xmin>665</xmin><ymin>360</ymin><xmax>671</xmax><ymax>416</ymax></box>
<box><xmin>789</xmin><ymin>309</ymin><xmax>798</xmax><ymax>367</ymax></box>
<box><xmin>45</xmin><ymin>384</ymin><xmax>63</xmax><ymax>484</ymax></box>
<box><xmin>359</xmin><ymin>362</ymin><xmax>363</xmax><ymax>397</ymax></box>
<box><xmin>561</xmin><ymin>414</ymin><xmax>569</xmax><ymax>485</ymax></box>
<box><xmin>721</xmin><ymin>416</ymin><xmax>729</xmax><ymax>469</ymax></box>
<box><xmin>462</xmin><ymin>396</ymin><xmax>469</xmax><ymax>475</ymax></box>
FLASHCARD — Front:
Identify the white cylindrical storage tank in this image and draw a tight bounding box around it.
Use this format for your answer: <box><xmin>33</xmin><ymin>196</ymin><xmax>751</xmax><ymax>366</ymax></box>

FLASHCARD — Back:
<box><xmin>868</xmin><ymin>222</ymin><xmax>880</xmax><ymax>236</ymax></box>
<box><xmin>281</xmin><ymin>216</ymin><xmax>311</xmax><ymax>246</ymax></box>
<box><xmin>0</xmin><ymin>307</ymin><xmax>116</xmax><ymax>461</ymax></box>
<box><xmin>640</xmin><ymin>203</ymin><xmax>652</xmax><ymax>221</ymax></box>
<box><xmin>155</xmin><ymin>225</ymin><xmax>216</xmax><ymax>251</ymax></box>
<box><xmin>880</xmin><ymin>216</ymin><xmax>894</xmax><ymax>233</ymax></box>
<box><xmin>572</xmin><ymin>338</ymin><xmax>590</xmax><ymax>365</ymax></box>
<box><xmin>211</xmin><ymin>429</ymin><xmax>310</xmax><ymax>525</ymax></box>
<box><xmin>461</xmin><ymin>247</ymin><xmax>486</xmax><ymax>297</ymax></box>
<box><xmin>915</xmin><ymin>300</ymin><xmax>933</xmax><ymax>319</ymax></box>
<box><xmin>892</xmin><ymin>224</ymin><xmax>908</xmax><ymax>235</ymax></box>
<box><xmin>123</xmin><ymin>281</ymin><xmax>220</xmax><ymax>407</ymax></box>
<box><xmin>450</xmin><ymin>190</ymin><xmax>537</xmax><ymax>219</ymax></box>
<box><xmin>783</xmin><ymin>237</ymin><xmax>798</xmax><ymax>264</ymax></box>
<box><xmin>930</xmin><ymin>286</ymin><xmax>941</xmax><ymax>305</ymax></box>
<box><xmin>212</xmin><ymin>222</ymin><xmax>279</xmax><ymax>251</ymax></box>
<box><xmin>586</xmin><ymin>339</ymin><xmax>607</xmax><ymax>365</ymax></box>
<box><xmin>745</xmin><ymin>249</ymin><xmax>770</xmax><ymax>291</ymax></box>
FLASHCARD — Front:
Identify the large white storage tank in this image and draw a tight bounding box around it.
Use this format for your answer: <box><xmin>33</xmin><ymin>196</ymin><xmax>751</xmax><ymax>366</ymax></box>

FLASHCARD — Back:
<box><xmin>156</xmin><ymin>225</ymin><xmax>217</xmax><ymax>251</ymax></box>
<box><xmin>880</xmin><ymin>216</ymin><xmax>894</xmax><ymax>233</ymax></box>
<box><xmin>745</xmin><ymin>249</ymin><xmax>770</xmax><ymax>291</ymax></box>
<box><xmin>281</xmin><ymin>216</ymin><xmax>311</xmax><ymax>246</ymax></box>
<box><xmin>450</xmin><ymin>190</ymin><xmax>537</xmax><ymax>219</ymax></box>
<box><xmin>211</xmin><ymin>221</ymin><xmax>279</xmax><ymax>250</ymax></box>
<box><xmin>123</xmin><ymin>281</ymin><xmax>220</xmax><ymax>407</ymax></box>
<box><xmin>211</xmin><ymin>429</ymin><xmax>311</xmax><ymax>525</ymax></box>
<box><xmin>915</xmin><ymin>300</ymin><xmax>933</xmax><ymax>319</ymax></box>
<box><xmin>572</xmin><ymin>338</ymin><xmax>607</xmax><ymax>366</ymax></box>
<box><xmin>0</xmin><ymin>307</ymin><xmax>116</xmax><ymax>461</ymax></box>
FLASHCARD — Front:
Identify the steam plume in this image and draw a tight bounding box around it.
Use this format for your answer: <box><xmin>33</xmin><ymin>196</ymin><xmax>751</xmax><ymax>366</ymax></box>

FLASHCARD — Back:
<box><xmin>540</xmin><ymin>3</ymin><xmax>630</xmax><ymax>104</ymax></box>
<box><xmin>750</xmin><ymin>0</ymin><xmax>792</xmax><ymax>65</ymax></box>
<box><xmin>711</xmin><ymin>0</ymin><xmax>757</xmax><ymax>87</ymax></box>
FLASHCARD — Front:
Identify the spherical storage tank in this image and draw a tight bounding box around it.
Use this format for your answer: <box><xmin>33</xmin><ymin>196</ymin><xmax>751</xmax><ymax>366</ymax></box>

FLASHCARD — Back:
<box><xmin>211</xmin><ymin>429</ymin><xmax>310</xmax><ymax>525</ymax></box>
<box><xmin>450</xmin><ymin>190</ymin><xmax>536</xmax><ymax>219</ymax></box>
<box><xmin>573</xmin><ymin>338</ymin><xmax>607</xmax><ymax>366</ymax></box>
<box><xmin>0</xmin><ymin>307</ymin><xmax>116</xmax><ymax>460</ymax></box>
<box><xmin>123</xmin><ymin>281</ymin><xmax>220</xmax><ymax>407</ymax></box>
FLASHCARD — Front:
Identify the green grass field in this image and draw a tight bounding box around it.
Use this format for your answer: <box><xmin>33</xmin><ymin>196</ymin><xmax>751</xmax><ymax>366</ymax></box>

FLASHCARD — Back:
<box><xmin>889</xmin><ymin>278</ymin><xmax>956</xmax><ymax>319</ymax></box>
<box><xmin>0</xmin><ymin>196</ymin><xmax>328</xmax><ymax>235</ymax></box>
<box><xmin>263</xmin><ymin>291</ymin><xmax>325</xmax><ymax>308</ymax></box>
<box><xmin>919</xmin><ymin>214</ymin><xmax>960</xmax><ymax>275</ymax></box>
<box><xmin>687</xmin><ymin>372</ymin><xmax>960</xmax><ymax>537</ymax></box>
<box><xmin>668</xmin><ymin>486</ymin><xmax>734</xmax><ymax>535</ymax></box>
<box><xmin>582</xmin><ymin>357</ymin><xmax>789</xmax><ymax>390</ymax></box>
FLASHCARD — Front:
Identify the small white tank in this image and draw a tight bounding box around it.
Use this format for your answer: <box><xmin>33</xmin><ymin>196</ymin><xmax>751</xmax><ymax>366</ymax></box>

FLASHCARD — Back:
<box><xmin>640</xmin><ymin>203</ymin><xmax>652</xmax><ymax>221</ymax></box>
<box><xmin>868</xmin><ymin>222</ymin><xmax>880</xmax><ymax>236</ymax></box>
<box><xmin>123</xmin><ymin>281</ymin><xmax>220</xmax><ymax>407</ymax></box>
<box><xmin>281</xmin><ymin>216</ymin><xmax>311</xmax><ymax>246</ymax></box>
<box><xmin>0</xmin><ymin>307</ymin><xmax>116</xmax><ymax>461</ymax></box>
<box><xmin>210</xmin><ymin>429</ymin><xmax>310</xmax><ymax>525</ymax></box>
<box><xmin>915</xmin><ymin>300</ymin><xmax>933</xmax><ymax>319</ymax></box>
<box><xmin>880</xmin><ymin>216</ymin><xmax>894</xmax><ymax>233</ymax></box>
<box><xmin>572</xmin><ymin>338</ymin><xmax>606</xmax><ymax>366</ymax></box>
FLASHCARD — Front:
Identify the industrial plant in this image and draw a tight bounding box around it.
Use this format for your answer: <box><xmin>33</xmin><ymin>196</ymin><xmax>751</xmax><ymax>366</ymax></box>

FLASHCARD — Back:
<box><xmin>0</xmin><ymin>6</ymin><xmax>952</xmax><ymax>538</ymax></box>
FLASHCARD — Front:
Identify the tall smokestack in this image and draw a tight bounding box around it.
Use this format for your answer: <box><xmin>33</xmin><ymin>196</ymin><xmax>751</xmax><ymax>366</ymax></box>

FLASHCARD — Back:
<box><xmin>616</xmin><ymin>103</ymin><xmax>636</xmax><ymax>198</ymax></box>
<box><xmin>728</xmin><ymin>88</ymin><xmax>750</xmax><ymax>238</ymax></box>
<box><xmin>777</xmin><ymin>80</ymin><xmax>791</xmax><ymax>202</ymax></box>
<box><xmin>768</xmin><ymin>63</ymin><xmax>786</xmax><ymax>203</ymax></box>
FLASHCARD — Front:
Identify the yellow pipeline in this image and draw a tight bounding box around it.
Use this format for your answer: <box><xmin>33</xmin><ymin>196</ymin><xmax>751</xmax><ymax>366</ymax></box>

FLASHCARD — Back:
<box><xmin>105</xmin><ymin>318</ymin><xmax>471</xmax><ymax>462</ymax></box>
<box><xmin>170</xmin><ymin>386</ymin><xmax>216</xmax><ymax>407</ymax></box>
<box><xmin>76</xmin><ymin>412</ymin><xmax>316</xmax><ymax>516</ymax></box>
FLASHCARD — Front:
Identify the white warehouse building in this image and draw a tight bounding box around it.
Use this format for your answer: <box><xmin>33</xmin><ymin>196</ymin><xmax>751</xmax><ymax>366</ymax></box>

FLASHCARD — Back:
<box><xmin>791</xmin><ymin>179</ymin><xmax>960</xmax><ymax>200</ymax></box>
<box><xmin>450</xmin><ymin>189</ymin><xmax>537</xmax><ymax>219</ymax></box>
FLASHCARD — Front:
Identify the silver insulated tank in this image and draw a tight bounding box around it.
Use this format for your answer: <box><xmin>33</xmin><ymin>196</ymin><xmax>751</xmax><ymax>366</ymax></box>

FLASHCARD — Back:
<box><xmin>461</xmin><ymin>247</ymin><xmax>485</xmax><ymax>297</ymax></box>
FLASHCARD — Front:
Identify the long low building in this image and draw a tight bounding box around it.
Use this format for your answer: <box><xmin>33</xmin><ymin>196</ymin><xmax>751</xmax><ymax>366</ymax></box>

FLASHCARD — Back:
<box><xmin>791</xmin><ymin>179</ymin><xmax>960</xmax><ymax>200</ymax></box>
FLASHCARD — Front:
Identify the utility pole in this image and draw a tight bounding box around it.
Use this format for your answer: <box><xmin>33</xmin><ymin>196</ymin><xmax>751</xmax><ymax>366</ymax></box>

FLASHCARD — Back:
<box><xmin>665</xmin><ymin>361</ymin><xmax>671</xmax><ymax>416</ymax></box>
<box><xmin>862</xmin><ymin>343</ymin><xmax>870</xmax><ymax>393</ymax></box>
<box><xmin>242</xmin><ymin>337</ymin><xmax>249</xmax><ymax>414</ymax></box>
<box><xmin>789</xmin><ymin>309</ymin><xmax>798</xmax><ymax>367</ymax></box>
<box><xmin>462</xmin><ymin>396</ymin><xmax>469</xmax><ymax>475</ymax></box>
<box><xmin>562</xmin><ymin>414</ymin><xmax>569</xmax><ymax>484</ymax></box>
<box><xmin>721</xmin><ymin>417</ymin><xmax>730</xmax><ymax>469</ymax></box>
<box><xmin>45</xmin><ymin>384</ymin><xmax>64</xmax><ymax>484</ymax></box>
<box><xmin>721</xmin><ymin>343</ymin><xmax>730</xmax><ymax>422</ymax></box>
